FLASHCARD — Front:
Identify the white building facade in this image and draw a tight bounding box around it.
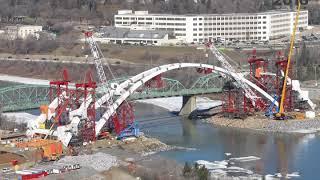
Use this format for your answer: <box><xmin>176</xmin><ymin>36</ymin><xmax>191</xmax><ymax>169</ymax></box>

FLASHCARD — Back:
<box><xmin>4</xmin><ymin>25</ymin><xmax>42</xmax><ymax>40</ymax></box>
<box><xmin>114</xmin><ymin>10</ymin><xmax>308</xmax><ymax>43</ymax></box>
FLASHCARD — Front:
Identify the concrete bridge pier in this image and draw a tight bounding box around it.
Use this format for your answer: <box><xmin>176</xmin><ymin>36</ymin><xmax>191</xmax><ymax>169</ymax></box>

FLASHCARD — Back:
<box><xmin>179</xmin><ymin>96</ymin><xmax>196</xmax><ymax>116</ymax></box>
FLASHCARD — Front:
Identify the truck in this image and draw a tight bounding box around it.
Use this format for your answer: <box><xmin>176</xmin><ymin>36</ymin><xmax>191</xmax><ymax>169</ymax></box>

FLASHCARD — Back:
<box><xmin>16</xmin><ymin>139</ymin><xmax>63</xmax><ymax>161</ymax></box>
<box><xmin>41</xmin><ymin>141</ymin><xmax>63</xmax><ymax>161</ymax></box>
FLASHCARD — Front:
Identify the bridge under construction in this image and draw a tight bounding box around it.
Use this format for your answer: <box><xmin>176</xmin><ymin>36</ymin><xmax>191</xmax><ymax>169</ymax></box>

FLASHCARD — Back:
<box><xmin>13</xmin><ymin>44</ymin><xmax>316</xmax><ymax>147</ymax></box>
<box><xmin>2</xmin><ymin>12</ymin><xmax>316</xmax><ymax>147</ymax></box>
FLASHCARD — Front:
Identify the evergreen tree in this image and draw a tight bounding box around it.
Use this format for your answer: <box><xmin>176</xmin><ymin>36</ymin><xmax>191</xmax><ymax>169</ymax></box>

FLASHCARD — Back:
<box><xmin>194</xmin><ymin>162</ymin><xmax>199</xmax><ymax>170</ymax></box>
<box><xmin>197</xmin><ymin>165</ymin><xmax>209</xmax><ymax>180</ymax></box>
<box><xmin>183</xmin><ymin>162</ymin><xmax>192</xmax><ymax>177</ymax></box>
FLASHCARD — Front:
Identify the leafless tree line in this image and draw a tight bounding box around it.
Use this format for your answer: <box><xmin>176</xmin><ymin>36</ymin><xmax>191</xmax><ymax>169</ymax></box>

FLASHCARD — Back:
<box><xmin>2</xmin><ymin>0</ymin><xmax>316</xmax><ymax>25</ymax></box>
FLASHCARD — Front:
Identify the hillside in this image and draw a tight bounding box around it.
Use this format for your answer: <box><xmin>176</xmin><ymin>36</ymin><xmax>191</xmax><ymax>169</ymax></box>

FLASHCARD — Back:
<box><xmin>0</xmin><ymin>0</ymin><xmax>319</xmax><ymax>26</ymax></box>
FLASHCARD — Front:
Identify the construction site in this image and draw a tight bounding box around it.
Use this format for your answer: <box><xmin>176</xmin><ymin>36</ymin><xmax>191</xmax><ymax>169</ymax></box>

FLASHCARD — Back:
<box><xmin>0</xmin><ymin>1</ymin><xmax>320</xmax><ymax>180</ymax></box>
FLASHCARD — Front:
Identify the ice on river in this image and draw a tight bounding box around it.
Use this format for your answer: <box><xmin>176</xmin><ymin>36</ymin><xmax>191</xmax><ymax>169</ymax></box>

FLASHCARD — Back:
<box><xmin>137</xmin><ymin>96</ymin><xmax>222</xmax><ymax>112</ymax></box>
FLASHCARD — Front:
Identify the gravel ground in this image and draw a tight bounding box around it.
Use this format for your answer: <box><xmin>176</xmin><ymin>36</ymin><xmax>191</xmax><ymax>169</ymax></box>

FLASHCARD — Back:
<box><xmin>57</xmin><ymin>152</ymin><xmax>118</xmax><ymax>172</ymax></box>
<box><xmin>207</xmin><ymin>114</ymin><xmax>320</xmax><ymax>133</ymax></box>
<box><xmin>263</xmin><ymin>119</ymin><xmax>320</xmax><ymax>132</ymax></box>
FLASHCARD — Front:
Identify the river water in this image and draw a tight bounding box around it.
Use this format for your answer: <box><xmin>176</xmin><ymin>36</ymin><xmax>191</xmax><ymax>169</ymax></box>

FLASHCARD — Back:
<box><xmin>5</xmin><ymin>93</ymin><xmax>320</xmax><ymax>179</ymax></box>
<box><xmin>135</xmin><ymin>103</ymin><xmax>320</xmax><ymax>179</ymax></box>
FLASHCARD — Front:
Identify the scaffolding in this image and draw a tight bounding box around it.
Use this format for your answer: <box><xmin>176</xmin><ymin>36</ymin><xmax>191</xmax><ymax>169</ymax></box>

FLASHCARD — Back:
<box><xmin>275</xmin><ymin>52</ymin><xmax>294</xmax><ymax>112</ymax></box>
<box><xmin>221</xmin><ymin>82</ymin><xmax>252</xmax><ymax>119</ymax></box>
<box><xmin>76</xmin><ymin>71</ymin><xmax>97</xmax><ymax>143</ymax></box>
<box><xmin>48</xmin><ymin>69</ymin><xmax>71</xmax><ymax>126</ymax></box>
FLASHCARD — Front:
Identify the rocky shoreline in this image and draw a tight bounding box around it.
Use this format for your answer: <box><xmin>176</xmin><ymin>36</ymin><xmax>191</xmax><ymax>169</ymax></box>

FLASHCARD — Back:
<box><xmin>206</xmin><ymin>114</ymin><xmax>320</xmax><ymax>133</ymax></box>
<box><xmin>36</xmin><ymin>135</ymin><xmax>186</xmax><ymax>179</ymax></box>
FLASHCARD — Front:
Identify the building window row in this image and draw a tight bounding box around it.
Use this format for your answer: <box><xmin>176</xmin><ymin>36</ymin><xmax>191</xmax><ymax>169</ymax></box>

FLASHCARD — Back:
<box><xmin>271</xmin><ymin>14</ymin><xmax>291</xmax><ymax>18</ymax></box>
<box><xmin>193</xmin><ymin>31</ymin><xmax>266</xmax><ymax>36</ymax></box>
<box><xmin>155</xmin><ymin>28</ymin><xmax>185</xmax><ymax>31</ymax></box>
<box><xmin>271</xmin><ymin>24</ymin><xmax>290</xmax><ymax>29</ymax></box>
<box><xmin>202</xmin><ymin>21</ymin><xmax>266</xmax><ymax>26</ymax></box>
<box><xmin>175</xmin><ymin>28</ymin><xmax>186</xmax><ymax>31</ymax></box>
<box><xmin>193</xmin><ymin>36</ymin><xmax>266</xmax><ymax>43</ymax></box>
<box><xmin>198</xmin><ymin>26</ymin><xmax>267</xmax><ymax>31</ymax></box>
<box><xmin>116</xmin><ymin>21</ymin><xmax>187</xmax><ymax>26</ymax></box>
<box><xmin>155</xmin><ymin>17</ymin><xmax>186</xmax><ymax>21</ymax></box>
<box><xmin>175</xmin><ymin>33</ymin><xmax>186</xmax><ymax>36</ymax></box>
<box><xmin>271</xmin><ymin>19</ymin><xmax>291</xmax><ymax>23</ymax></box>
<box><xmin>155</xmin><ymin>23</ymin><xmax>186</xmax><ymax>26</ymax></box>
<box><xmin>194</xmin><ymin>16</ymin><xmax>267</xmax><ymax>21</ymax></box>
<box><xmin>272</xmin><ymin>29</ymin><xmax>291</xmax><ymax>34</ymax></box>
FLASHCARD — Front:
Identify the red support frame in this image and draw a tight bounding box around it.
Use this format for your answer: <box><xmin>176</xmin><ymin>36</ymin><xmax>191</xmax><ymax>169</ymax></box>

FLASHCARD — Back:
<box><xmin>49</xmin><ymin>69</ymin><xmax>71</xmax><ymax>126</ymax></box>
<box><xmin>76</xmin><ymin>71</ymin><xmax>97</xmax><ymax>143</ymax></box>
<box><xmin>145</xmin><ymin>74</ymin><xmax>165</xmax><ymax>89</ymax></box>
<box><xmin>221</xmin><ymin>88</ymin><xmax>251</xmax><ymax>118</ymax></box>
<box><xmin>111</xmin><ymin>102</ymin><xmax>135</xmax><ymax>135</ymax></box>
<box><xmin>248</xmin><ymin>48</ymin><xmax>270</xmax><ymax>92</ymax></box>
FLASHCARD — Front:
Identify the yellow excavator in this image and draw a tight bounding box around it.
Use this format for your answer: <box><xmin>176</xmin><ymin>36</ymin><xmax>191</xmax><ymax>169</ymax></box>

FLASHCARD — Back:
<box><xmin>275</xmin><ymin>0</ymin><xmax>301</xmax><ymax>120</ymax></box>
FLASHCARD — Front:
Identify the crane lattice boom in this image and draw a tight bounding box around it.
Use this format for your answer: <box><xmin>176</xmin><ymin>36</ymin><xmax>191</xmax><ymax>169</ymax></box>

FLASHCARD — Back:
<box><xmin>207</xmin><ymin>43</ymin><xmax>259</xmax><ymax>107</ymax></box>
<box><xmin>84</xmin><ymin>32</ymin><xmax>111</xmax><ymax>96</ymax></box>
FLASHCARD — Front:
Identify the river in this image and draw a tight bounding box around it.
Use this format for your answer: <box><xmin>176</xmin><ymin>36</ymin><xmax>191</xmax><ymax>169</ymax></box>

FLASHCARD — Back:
<box><xmin>4</xmin><ymin>92</ymin><xmax>320</xmax><ymax>179</ymax></box>
<box><xmin>135</xmin><ymin>103</ymin><xmax>320</xmax><ymax>179</ymax></box>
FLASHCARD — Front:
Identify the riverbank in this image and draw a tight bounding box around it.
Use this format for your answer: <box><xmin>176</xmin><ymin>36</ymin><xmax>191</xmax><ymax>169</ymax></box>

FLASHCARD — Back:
<box><xmin>206</xmin><ymin>114</ymin><xmax>320</xmax><ymax>133</ymax></box>
<box><xmin>46</xmin><ymin>136</ymin><xmax>185</xmax><ymax>179</ymax></box>
<box><xmin>0</xmin><ymin>134</ymin><xmax>186</xmax><ymax>179</ymax></box>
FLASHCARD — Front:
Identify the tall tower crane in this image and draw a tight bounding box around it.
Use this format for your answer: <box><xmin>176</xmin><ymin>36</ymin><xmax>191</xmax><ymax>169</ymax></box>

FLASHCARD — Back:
<box><xmin>206</xmin><ymin>43</ymin><xmax>263</xmax><ymax>108</ymax></box>
<box><xmin>276</xmin><ymin>0</ymin><xmax>301</xmax><ymax>119</ymax></box>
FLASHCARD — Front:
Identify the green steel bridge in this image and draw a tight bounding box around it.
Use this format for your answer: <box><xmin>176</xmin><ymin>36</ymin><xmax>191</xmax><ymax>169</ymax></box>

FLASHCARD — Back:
<box><xmin>0</xmin><ymin>73</ymin><xmax>224</xmax><ymax>112</ymax></box>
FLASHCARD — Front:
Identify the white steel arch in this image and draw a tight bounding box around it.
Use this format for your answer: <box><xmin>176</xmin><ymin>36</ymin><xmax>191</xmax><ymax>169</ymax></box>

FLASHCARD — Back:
<box><xmin>95</xmin><ymin>63</ymin><xmax>278</xmax><ymax>135</ymax></box>
<box><xmin>29</xmin><ymin>63</ymin><xmax>278</xmax><ymax>146</ymax></box>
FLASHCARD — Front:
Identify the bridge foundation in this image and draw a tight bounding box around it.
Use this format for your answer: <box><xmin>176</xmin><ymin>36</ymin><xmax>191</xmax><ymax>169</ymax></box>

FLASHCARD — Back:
<box><xmin>179</xmin><ymin>96</ymin><xmax>196</xmax><ymax>116</ymax></box>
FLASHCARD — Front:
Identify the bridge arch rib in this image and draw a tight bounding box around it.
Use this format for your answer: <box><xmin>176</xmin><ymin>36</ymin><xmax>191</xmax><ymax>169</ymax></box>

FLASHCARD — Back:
<box><xmin>25</xmin><ymin>63</ymin><xmax>277</xmax><ymax>146</ymax></box>
<box><xmin>95</xmin><ymin>63</ymin><xmax>277</xmax><ymax>135</ymax></box>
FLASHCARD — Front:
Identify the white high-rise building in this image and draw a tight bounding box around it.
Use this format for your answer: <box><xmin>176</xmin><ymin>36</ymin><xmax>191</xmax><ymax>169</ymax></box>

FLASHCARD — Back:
<box><xmin>114</xmin><ymin>10</ymin><xmax>308</xmax><ymax>43</ymax></box>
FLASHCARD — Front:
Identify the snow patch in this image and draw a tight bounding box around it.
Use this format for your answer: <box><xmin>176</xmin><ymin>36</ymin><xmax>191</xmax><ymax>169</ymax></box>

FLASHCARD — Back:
<box><xmin>137</xmin><ymin>97</ymin><xmax>182</xmax><ymax>112</ymax></box>
<box><xmin>4</xmin><ymin>112</ymin><xmax>37</xmax><ymax>124</ymax></box>
<box><xmin>136</xmin><ymin>96</ymin><xmax>222</xmax><ymax>112</ymax></box>
<box><xmin>196</xmin><ymin>160</ymin><xmax>228</xmax><ymax>170</ymax></box>
<box><xmin>197</xmin><ymin>155</ymin><xmax>300</xmax><ymax>179</ymax></box>
<box><xmin>229</xmin><ymin>156</ymin><xmax>261</xmax><ymax>162</ymax></box>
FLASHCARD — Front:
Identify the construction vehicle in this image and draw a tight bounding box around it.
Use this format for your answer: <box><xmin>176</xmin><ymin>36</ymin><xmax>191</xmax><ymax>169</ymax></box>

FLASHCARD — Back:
<box><xmin>16</xmin><ymin>139</ymin><xmax>63</xmax><ymax>161</ymax></box>
<box><xmin>265</xmin><ymin>95</ymin><xmax>279</xmax><ymax>118</ymax></box>
<box><xmin>275</xmin><ymin>0</ymin><xmax>301</xmax><ymax>120</ymax></box>
<box><xmin>117</xmin><ymin>122</ymin><xmax>140</xmax><ymax>140</ymax></box>
<box><xmin>16</xmin><ymin>170</ymin><xmax>48</xmax><ymax>180</ymax></box>
<box><xmin>41</xmin><ymin>142</ymin><xmax>63</xmax><ymax>161</ymax></box>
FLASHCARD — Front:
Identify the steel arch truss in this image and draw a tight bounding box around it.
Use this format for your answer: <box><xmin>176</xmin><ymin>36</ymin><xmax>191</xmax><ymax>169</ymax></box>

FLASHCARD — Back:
<box><xmin>130</xmin><ymin>74</ymin><xmax>224</xmax><ymax>100</ymax></box>
<box><xmin>0</xmin><ymin>85</ymin><xmax>50</xmax><ymax>112</ymax></box>
<box><xmin>190</xmin><ymin>73</ymin><xmax>225</xmax><ymax>90</ymax></box>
